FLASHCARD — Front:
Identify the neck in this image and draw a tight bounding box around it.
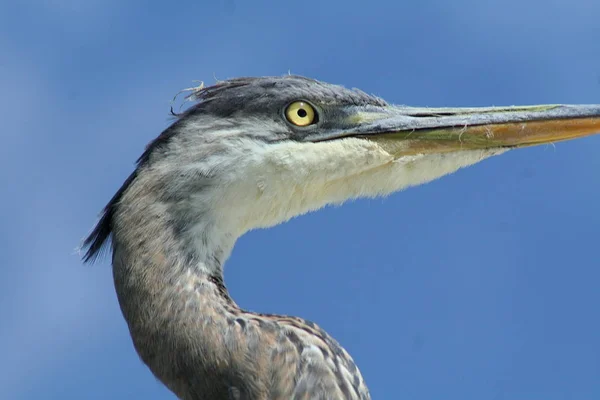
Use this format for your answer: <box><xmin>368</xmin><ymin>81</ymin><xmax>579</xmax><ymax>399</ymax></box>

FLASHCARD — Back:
<box><xmin>110</xmin><ymin>173</ymin><xmax>249</xmax><ymax>394</ymax></box>
<box><xmin>111</xmin><ymin>177</ymin><xmax>239</xmax><ymax>300</ymax></box>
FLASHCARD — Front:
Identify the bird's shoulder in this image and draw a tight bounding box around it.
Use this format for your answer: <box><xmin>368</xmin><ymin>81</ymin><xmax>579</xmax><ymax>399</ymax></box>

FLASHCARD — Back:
<box><xmin>242</xmin><ymin>312</ymin><xmax>371</xmax><ymax>400</ymax></box>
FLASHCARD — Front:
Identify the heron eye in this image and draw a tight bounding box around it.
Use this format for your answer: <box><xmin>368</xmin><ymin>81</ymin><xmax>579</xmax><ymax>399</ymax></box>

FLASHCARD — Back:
<box><xmin>285</xmin><ymin>101</ymin><xmax>316</xmax><ymax>127</ymax></box>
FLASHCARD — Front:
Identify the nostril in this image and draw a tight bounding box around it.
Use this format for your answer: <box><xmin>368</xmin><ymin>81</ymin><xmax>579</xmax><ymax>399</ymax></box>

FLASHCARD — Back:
<box><xmin>409</xmin><ymin>112</ymin><xmax>457</xmax><ymax>118</ymax></box>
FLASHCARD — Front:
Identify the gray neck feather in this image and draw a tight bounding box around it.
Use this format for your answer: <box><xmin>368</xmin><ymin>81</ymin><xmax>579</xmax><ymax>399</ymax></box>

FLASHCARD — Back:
<box><xmin>110</xmin><ymin>161</ymin><xmax>245</xmax><ymax>386</ymax></box>
<box><xmin>111</xmin><ymin>155</ymin><xmax>238</xmax><ymax>292</ymax></box>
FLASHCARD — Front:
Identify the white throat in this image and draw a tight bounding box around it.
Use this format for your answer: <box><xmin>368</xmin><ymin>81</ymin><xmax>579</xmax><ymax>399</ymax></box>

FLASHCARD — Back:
<box><xmin>181</xmin><ymin>137</ymin><xmax>506</xmax><ymax>271</ymax></box>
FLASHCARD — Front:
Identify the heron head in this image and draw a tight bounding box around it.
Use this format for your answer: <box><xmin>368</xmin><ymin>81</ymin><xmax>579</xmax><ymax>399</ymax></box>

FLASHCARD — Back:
<box><xmin>84</xmin><ymin>75</ymin><xmax>600</xmax><ymax>262</ymax></box>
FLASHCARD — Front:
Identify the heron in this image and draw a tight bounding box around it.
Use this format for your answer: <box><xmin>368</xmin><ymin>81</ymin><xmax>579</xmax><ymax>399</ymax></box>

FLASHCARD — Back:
<box><xmin>83</xmin><ymin>75</ymin><xmax>600</xmax><ymax>400</ymax></box>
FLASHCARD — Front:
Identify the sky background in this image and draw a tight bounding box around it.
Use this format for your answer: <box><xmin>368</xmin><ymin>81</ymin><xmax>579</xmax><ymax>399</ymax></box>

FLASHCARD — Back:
<box><xmin>2</xmin><ymin>1</ymin><xmax>599</xmax><ymax>399</ymax></box>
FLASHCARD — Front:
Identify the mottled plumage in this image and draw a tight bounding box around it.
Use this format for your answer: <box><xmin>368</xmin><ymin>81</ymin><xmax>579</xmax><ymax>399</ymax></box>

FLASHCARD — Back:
<box><xmin>84</xmin><ymin>75</ymin><xmax>600</xmax><ymax>399</ymax></box>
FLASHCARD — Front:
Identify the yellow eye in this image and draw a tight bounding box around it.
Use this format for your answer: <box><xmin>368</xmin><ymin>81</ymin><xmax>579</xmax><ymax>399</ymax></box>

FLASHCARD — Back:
<box><xmin>285</xmin><ymin>101</ymin><xmax>316</xmax><ymax>127</ymax></box>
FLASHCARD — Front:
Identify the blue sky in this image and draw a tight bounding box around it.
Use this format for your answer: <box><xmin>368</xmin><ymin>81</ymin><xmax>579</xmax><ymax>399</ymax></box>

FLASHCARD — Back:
<box><xmin>2</xmin><ymin>0</ymin><xmax>599</xmax><ymax>398</ymax></box>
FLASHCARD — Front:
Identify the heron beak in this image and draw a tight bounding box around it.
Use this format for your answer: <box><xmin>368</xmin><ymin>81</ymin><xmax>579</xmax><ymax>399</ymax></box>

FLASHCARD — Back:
<box><xmin>343</xmin><ymin>104</ymin><xmax>600</xmax><ymax>157</ymax></box>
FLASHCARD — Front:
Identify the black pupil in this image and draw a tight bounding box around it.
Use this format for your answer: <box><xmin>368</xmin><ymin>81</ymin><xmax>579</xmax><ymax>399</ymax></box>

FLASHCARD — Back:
<box><xmin>297</xmin><ymin>108</ymin><xmax>308</xmax><ymax>118</ymax></box>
